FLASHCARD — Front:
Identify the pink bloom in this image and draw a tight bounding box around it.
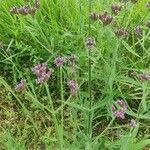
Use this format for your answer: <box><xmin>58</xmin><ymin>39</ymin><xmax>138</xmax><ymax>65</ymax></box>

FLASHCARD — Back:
<box><xmin>99</xmin><ymin>12</ymin><xmax>113</xmax><ymax>26</ymax></box>
<box><xmin>117</xmin><ymin>99</ymin><xmax>127</xmax><ymax>110</ymax></box>
<box><xmin>15</xmin><ymin>79</ymin><xmax>26</xmax><ymax>92</ymax></box>
<box><xmin>32</xmin><ymin>63</ymin><xmax>53</xmax><ymax>84</ymax></box>
<box><xmin>67</xmin><ymin>80</ymin><xmax>78</xmax><ymax>95</ymax></box>
<box><xmin>54</xmin><ymin>57</ymin><xmax>65</xmax><ymax>67</ymax></box>
<box><xmin>111</xmin><ymin>4</ymin><xmax>122</xmax><ymax>15</ymax></box>
<box><xmin>114</xmin><ymin>109</ymin><xmax>125</xmax><ymax>119</ymax></box>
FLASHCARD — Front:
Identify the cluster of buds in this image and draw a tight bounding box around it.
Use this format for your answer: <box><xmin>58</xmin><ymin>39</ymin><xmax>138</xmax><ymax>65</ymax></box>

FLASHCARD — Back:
<box><xmin>85</xmin><ymin>37</ymin><xmax>96</xmax><ymax>49</ymax></box>
<box><xmin>67</xmin><ymin>80</ymin><xmax>78</xmax><ymax>96</ymax></box>
<box><xmin>134</xmin><ymin>26</ymin><xmax>142</xmax><ymax>37</ymax></box>
<box><xmin>68</xmin><ymin>54</ymin><xmax>77</xmax><ymax>66</ymax></box>
<box><xmin>99</xmin><ymin>12</ymin><xmax>113</xmax><ymax>26</ymax></box>
<box><xmin>111</xmin><ymin>4</ymin><xmax>122</xmax><ymax>15</ymax></box>
<box><xmin>130</xmin><ymin>119</ymin><xmax>136</xmax><ymax>128</ymax></box>
<box><xmin>10</xmin><ymin>0</ymin><xmax>40</xmax><ymax>15</ymax></box>
<box><xmin>130</xmin><ymin>71</ymin><xmax>150</xmax><ymax>82</ymax></box>
<box><xmin>54</xmin><ymin>56</ymin><xmax>66</xmax><ymax>67</ymax></box>
<box><xmin>0</xmin><ymin>42</ymin><xmax>3</xmax><ymax>49</ymax></box>
<box><xmin>89</xmin><ymin>12</ymin><xmax>98</xmax><ymax>21</ymax></box>
<box><xmin>114</xmin><ymin>28</ymin><xmax>129</xmax><ymax>38</ymax></box>
<box><xmin>146</xmin><ymin>2</ymin><xmax>150</xmax><ymax>8</ymax></box>
<box><xmin>32</xmin><ymin>63</ymin><xmax>54</xmax><ymax>84</ymax></box>
<box><xmin>112</xmin><ymin>99</ymin><xmax>127</xmax><ymax>119</ymax></box>
<box><xmin>15</xmin><ymin>79</ymin><xmax>26</xmax><ymax>92</ymax></box>
<box><xmin>139</xmin><ymin>72</ymin><xmax>150</xmax><ymax>82</ymax></box>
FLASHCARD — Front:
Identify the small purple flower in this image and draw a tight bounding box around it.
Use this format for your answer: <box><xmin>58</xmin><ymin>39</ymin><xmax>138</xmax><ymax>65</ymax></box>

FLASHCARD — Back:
<box><xmin>111</xmin><ymin>4</ymin><xmax>122</xmax><ymax>15</ymax></box>
<box><xmin>32</xmin><ymin>63</ymin><xmax>53</xmax><ymax>84</ymax></box>
<box><xmin>135</xmin><ymin>26</ymin><xmax>142</xmax><ymax>37</ymax></box>
<box><xmin>15</xmin><ymin>79</ymin><xmax>26</xmax><ymax>92</ymax></box>
<box><xmin>85</xmin><ymin>37</ymin><xmax>96</xmax><ymax>49</ymax></box>
<box><xmin>90</xmin><ymin>12</ymin><xmax>98</xmax><ymax>21</ymax></box>
<box><xmin>67</xmin><ymin>80</ymin><xmax>78</xmax><ymax>95</ymax></box>
<box><xmin>139</xmin><ymin>73</ymin><xmax>150</xmax><ymax>81</ymax></box>
<box><xmin>36</xmin><ymin>69</ymin><xmax>53</xmax><ymax>84</ymax></box>
<box><xmin>112</xmin><ymin>99</ymin><xmax>128</xmax><ymax>119</ymax></box>
<box><xmin>115</xmin><ymin>28</ymin><xmax>128</xmax><ymax>38</ymax></box>
<box><xmin>114</xmin><ymin>109</ymin><xmax>125</xmax><ymax>119</ymax></box>
<box><xmin>99</xmin><ymin>12</ymin><xmax>113</xmax><ymax>26</ymax></box>
<box><xmin>54</xmin><ymin>57</ymin><xmax>66</xmax><ymax>67</ymax></box>
<box><xmin>117</xmin><ymin>99</ymin><xmax>127</xmax><ymax>110</ymax></box>
<box><xmin>130</xmin><ymin>119</ymin><xmax>136</xmax><ymax>128</ymax></box>
<box><xmin>10</xmin><ymin>6</ymin><xmax>18</xmax><ymax>14</ymax></box>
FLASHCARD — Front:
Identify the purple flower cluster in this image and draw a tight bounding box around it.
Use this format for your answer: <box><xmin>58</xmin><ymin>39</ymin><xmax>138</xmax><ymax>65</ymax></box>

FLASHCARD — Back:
<box><xmin>99</xmin><ymin>12</ymin><xmax>113</xmax><ymax>26</ymax></box>
<box><xmin>90</xmin><ymin>12</ymin><xmax>98</xmax><ymax>21</ymax></box>
<box><xmin>112</xmin><ymin>99</ymin><xmax>127</xmax><ymax>119</ymax></box>
<box><xmin>54</xmin><ymin>56</ymin><xmax>66</xmax><ymax>67</ymax></box>
<box><xmin>32</xmin><ymin>63</ymin><xmax>54</xmax><ymax>84</ymax></box>
<box><xmin>111</xmin><ymin>4</ymin><xmax>122</xmax><ymax>15</ymax></box>
<box><xmin>67</xmin><ymin>80</ymin><xmax>78</xmax><ymax>95</ymax></box>
<box><xmin>15</xmin><ymin>79</ymin><xmax>26</xmax><ymax>92</ymax></box>
<box><xmin>139</xmin><ymin>73</ymin><xmax>150</xmax><ymax>82</ymax></box>
<box><xmin>115</xmin><ymin>28</ymin><xmax>129</xmax><ymax>38</ymax></box>
<box><xmin>130</xmin><ymin>71</ymin><xmax>150</xmax><ymax>82</ymax></box>
<box><xmin>86</xmin><ymin>37</ymin><xmax>96</xmax><ymax>49</ymax></box>
<box><xmin>134</xmin><ymin>26</ymin><xmax>142</xmax><ymax>37</ymax></box>
<box><xmin>10</xmin><ymin>0</ymin><xmax>40</xmax><ymax>15</ymax></box>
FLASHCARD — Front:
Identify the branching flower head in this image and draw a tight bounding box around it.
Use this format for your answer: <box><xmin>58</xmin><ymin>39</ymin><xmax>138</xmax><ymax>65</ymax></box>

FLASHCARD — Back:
<box><xmin>115</xmin><ymin>28</ymin><xmax>129</xmax><ymax>38</ymax></box>
<box><xmin>114</xmin><ymin>109</ymin><xmax>126</xmax><ymax>119</ymax></box>
<box><xmin>15</xmin><ymin>79</ymin><xmax>26</xmax><ymax>92</ymax></box>
<box><xmin>54</xmin><ymin>56</ymin><xmax>66</xmax><ymax>67</ymax></box>
<box><xmin>112</xmin><ymin>99</ymin><xmax>127</xmax><ymax>119</ymax></box>
<box><xmin>67</xmin><ymin>80</ymin><xmax>78</xmax><ymax>95</ymax></box>
<box><xmin>32</xmin><ymin>63</ymin><xmax>53</xmax><ymax>84</ymax></box>
<box><xmin>111</xmin><ymin>4</ymin><xmax>122</xmax><ymax>15</ymax></box>
<box><xmin>99</xmin><ymin>12</ymin><xmax>113</xmax><ymax>26</ymax></box>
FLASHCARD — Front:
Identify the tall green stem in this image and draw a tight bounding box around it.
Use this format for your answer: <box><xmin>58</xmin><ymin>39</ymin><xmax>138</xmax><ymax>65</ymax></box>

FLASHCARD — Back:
<box><xmin>60</xmin><ymin>66</ymin><xmax>64</xmax><ymax>145</ymax></box>
<box><xmin>87</xmin><ymin>0</ymin><xmax>92</xmax><ymax>137</ymax></box>
<box><xmin>45</xmin><ymin>83</ymin><xmax>63</xmax><ymax>150</ymax></box>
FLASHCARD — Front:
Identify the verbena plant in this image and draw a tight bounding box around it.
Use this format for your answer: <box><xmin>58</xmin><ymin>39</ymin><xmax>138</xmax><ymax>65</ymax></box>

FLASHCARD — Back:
<box><xmin>0</xmin><ymin>0</ymin><xmax>150</xmax><ymax>149</ymax></box>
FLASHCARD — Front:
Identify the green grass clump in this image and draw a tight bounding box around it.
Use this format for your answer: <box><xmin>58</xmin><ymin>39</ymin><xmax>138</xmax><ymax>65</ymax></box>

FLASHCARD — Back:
<box><xmin>0</xmin><ymin>0</ymin><xmax>150</xmax><ymax>149</ymax></box>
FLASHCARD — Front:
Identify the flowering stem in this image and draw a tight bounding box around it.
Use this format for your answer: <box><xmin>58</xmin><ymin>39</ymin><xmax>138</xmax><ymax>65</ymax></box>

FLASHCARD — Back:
<box><xmin>45</xmin><ymin>83</ymin><xmax>63</xmax><ymax>150</ymax></box>
<box><xmin>87</xmin><ymin>0</ymin><xmax>92</xmax><ymax>137</ymax></box>
<box><xmin>60</xmin><ymin>66</ymin><xmax>64</xmax><ymax>144</ymax></box>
